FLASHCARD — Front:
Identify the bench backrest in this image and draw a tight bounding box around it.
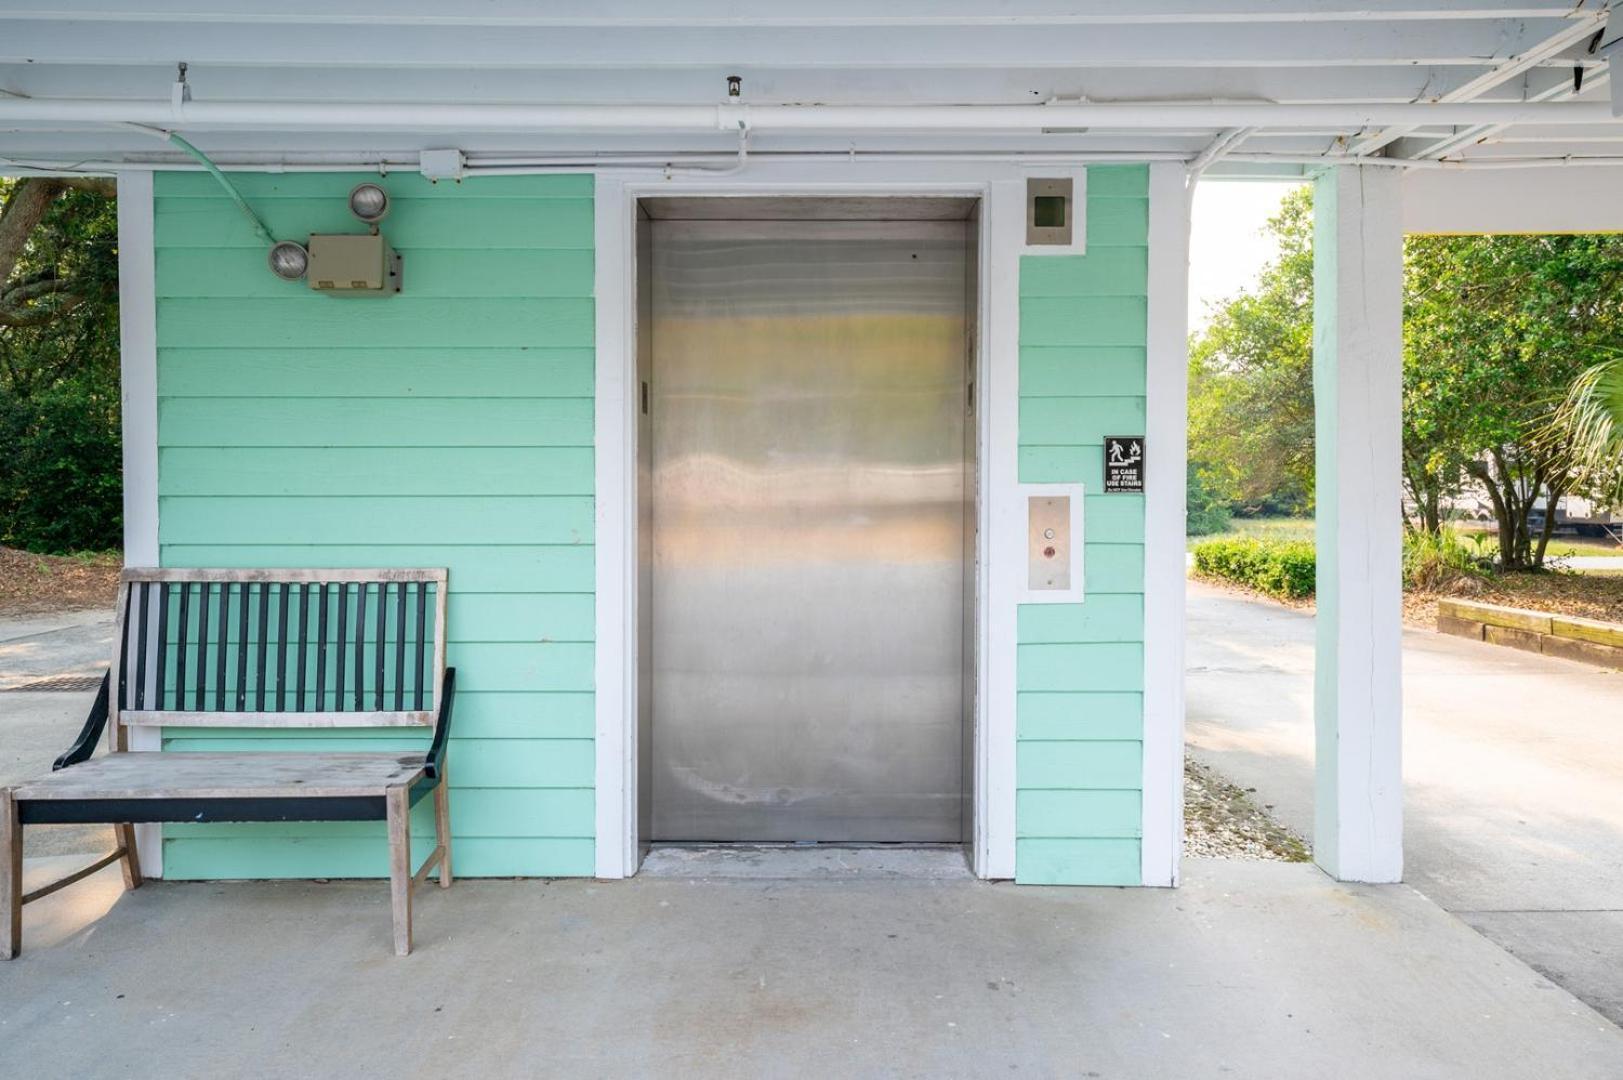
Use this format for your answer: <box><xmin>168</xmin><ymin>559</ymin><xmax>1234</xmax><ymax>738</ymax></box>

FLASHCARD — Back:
<box><xmin>111</xmin><ymin>569</ymin><xmax>448</xmax><ymax>741</ymax></box>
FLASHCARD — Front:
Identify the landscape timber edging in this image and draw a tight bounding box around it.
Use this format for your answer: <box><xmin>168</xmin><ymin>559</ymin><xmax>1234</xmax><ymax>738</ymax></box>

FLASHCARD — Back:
<box><xmin>1437</xmin><ymin>598</ymin><xmax>1623</xmax><ymax>671</ymax></box>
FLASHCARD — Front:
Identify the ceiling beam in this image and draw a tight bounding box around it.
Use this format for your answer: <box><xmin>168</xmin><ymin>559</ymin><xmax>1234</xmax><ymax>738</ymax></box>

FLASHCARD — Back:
<box><xmin>0</xmin><ymin>1</ymin><xmax>1594</xmax><ymax>28</ymax></box>
<box><xmin>0</xmin><ymin>17</ymin><xmax>1588</xmax><ymax>70</ymax></box>
<box><xmin>2</xmin><ymin>61</ymin><xmax>1599</xmax><ymax>109</ymax></box>
<box><xmin>1</xmin><ymin>96</ymin><xmax>1611</xmax><ymax>131</ymax></box>
<box><xmin>1402</xmin><ymin>73</ymin><xmax>1611</xmax><ymax>158</ymax></box>
<box><xmin>1343</xmin><ymin>12</ymin><xmax>1605</xmax><ymax>156</ymax></box>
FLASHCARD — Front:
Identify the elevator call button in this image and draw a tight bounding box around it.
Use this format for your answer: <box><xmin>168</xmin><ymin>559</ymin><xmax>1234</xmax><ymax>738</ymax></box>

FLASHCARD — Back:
<box><xmin>1028</xmin><ymin>495</ymin><xmax>1072</xmax><ymax>591</ymax></box>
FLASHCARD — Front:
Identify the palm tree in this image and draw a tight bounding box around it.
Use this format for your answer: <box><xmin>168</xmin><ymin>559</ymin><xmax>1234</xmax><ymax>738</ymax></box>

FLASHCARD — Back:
<box><xmin>1548</xmin><ymin>353</ymin><xmax>1623</xmax><ymax>506</ymax></box>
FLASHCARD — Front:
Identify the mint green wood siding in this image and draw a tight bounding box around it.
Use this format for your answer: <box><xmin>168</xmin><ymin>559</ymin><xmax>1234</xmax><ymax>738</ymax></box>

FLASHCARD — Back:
<box><xmin>153</xmin><ymin>172</ymin><xmax>595</xmax><ymax>879</ymax></box>
<box><xmin>1016</xmin><ymin>166</ymin><xmax>1148</xmax><ymax>885</ymax></box>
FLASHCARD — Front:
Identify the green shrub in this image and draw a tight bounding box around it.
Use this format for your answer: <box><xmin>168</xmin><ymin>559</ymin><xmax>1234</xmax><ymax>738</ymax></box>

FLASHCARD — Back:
<box><xmin>0</xmin><ymin>379</ymin><xmax>123</xmax><ymax>554</ymax></box>
<box><xmin>1192</xmin><ymin>537</ymin><xmax>1317</xmax><ymax>600</ymax></box>
<box><xmin>1402</xmin><ymin>528</ymin><xmax>1491</xmax><ymax>592</ymax></box>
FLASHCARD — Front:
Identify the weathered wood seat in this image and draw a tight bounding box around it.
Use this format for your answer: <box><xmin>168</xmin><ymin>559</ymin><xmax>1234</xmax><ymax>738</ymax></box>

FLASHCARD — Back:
<box><xmin>2</xmin><ymin>568</ymin><xmax>455</xmax><ymax>959</ymax></box>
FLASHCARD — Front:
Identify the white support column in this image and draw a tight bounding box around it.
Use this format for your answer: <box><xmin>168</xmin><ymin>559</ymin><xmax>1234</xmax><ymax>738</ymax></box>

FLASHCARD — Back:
<box><xmin>1141</xmin><ymin>162</ymin><xmax>1190</xmax><ymax>887</ymax></box>
<box><xmin>117</xmin><ymin>169</ymin><xmax>162</xmax><ymax>878</ymax></box>
<box><xmin>1311</xmin><ymin>165</ymin><xmax>1403</xmax><ymax>884</ymax></box>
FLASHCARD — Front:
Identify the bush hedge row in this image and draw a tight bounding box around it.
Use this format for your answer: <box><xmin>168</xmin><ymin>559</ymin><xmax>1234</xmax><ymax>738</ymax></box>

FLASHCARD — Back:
<box><xmin>0</xmin><ymin>380</ymin><xmax>123</xmax><ymax>554</ymax></box>
<box><xmin>1191</xmin><ymin>537</ymin><xmax>1316</xmax><ymax>600</ymax></box>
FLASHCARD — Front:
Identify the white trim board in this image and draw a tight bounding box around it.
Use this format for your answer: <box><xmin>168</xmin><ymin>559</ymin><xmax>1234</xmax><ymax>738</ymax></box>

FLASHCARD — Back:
<box><xmin>1403</xmin><ymin>167</ymin><xmax>1623</xmax><ymax>236</ymax></box>
<box><xmin>1140</xmin><ymin>161</ymin><xmax>1191</xmax><ymax>888</ymax></box>
<box><xmin>593</xmin><ymin>160</ymin><xmax>1030</xmax><ymax>880</ymax></box>
<box><xmin>1013</xmin><ymin>483</ymin><xmax>1086</xmax><ymax>605</ymax></box>
<box><xmin>116</xmin><ymin>170</ymin><xmax>163</xmax><ymax>879</ymax></box>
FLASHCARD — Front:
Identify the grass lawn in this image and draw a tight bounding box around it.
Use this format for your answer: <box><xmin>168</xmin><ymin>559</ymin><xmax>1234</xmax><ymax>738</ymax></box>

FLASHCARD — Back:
<box><xmin>1189</xmin><ymin>517</ymin><xmax>1316</xmax><ymax>547</ymax></box>
<box><xmin>1194</xmin><ymin>517</ymin><xmax>1623</xmax><ymax>564</ymax></box>
<box><xmin>1453</xmin><ymin>523</ymin><xmax>1623</xmax><ymax>559</ymax></box>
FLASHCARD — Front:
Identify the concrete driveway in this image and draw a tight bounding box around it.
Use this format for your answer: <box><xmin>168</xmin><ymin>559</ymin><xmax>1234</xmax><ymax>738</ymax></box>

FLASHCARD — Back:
<box><xmin>1187</xmin><ymin>579</ymin><xmax>1623</xmax><ymax>1025</ymax></box>
<box><xmin>0</xmin><ymin>608</ymin><xmax>115</xmax><ymax>856</ymax></box>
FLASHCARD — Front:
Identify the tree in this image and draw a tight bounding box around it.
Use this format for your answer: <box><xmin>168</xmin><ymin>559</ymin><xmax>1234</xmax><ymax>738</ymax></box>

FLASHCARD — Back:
<box><xmin>1406</xmin><ymin>234</ymin><xmax>1623</xmax><ymax>568</ymax></box>
<box><xmin>1547</xmin><ymin>352</ymin><xmax>1623</xmax><ymax>505</ymax></box>
<box><xmin>1193</xmin><ymin>183</ymin><xmax>1623</xmax><ymax>568</ymax></box>
<box><xmin>0</xmin><ymin>176</ymin><xmax>122</xmax><ymax>553</ymax></box>
<box><xmin>1188</xmin><ymin>187</ymin><xmax>1315</xmax><ymax>517</ymax></box>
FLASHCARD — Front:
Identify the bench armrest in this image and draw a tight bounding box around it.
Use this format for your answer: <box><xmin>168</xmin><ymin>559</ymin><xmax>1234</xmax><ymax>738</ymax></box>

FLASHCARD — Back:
<box><xmin>424</xmin><ymin>667</ymin><xmax>456</xmax><ymax>781</ymax></box>
<box><xmin>53</xmin><ymin>672</ymin><xmax>111</xmax><ymax>771</ymax></box>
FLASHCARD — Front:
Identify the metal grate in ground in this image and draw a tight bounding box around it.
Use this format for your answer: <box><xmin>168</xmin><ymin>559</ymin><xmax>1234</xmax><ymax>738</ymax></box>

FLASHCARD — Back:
<box><xmin>3</xmin><ymin>674</ymin><xmax>104</xmax><ymax>693</ymax></box>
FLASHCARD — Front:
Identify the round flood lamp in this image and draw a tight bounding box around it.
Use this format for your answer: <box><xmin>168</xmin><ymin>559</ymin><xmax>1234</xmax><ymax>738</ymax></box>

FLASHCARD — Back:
<box><xmin>267</xmin><ymin>240</ymin><xmax>309</xmax><ymax>281</ymax></box>
<box><xmin>348</xmin><ymin>182</ymin><xmax>390</xmax><ymax>224</ymax></box>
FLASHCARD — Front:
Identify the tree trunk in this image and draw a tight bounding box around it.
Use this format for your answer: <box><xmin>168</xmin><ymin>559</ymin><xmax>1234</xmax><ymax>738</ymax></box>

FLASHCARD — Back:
<box><xmin>1466</xmin><ymin>451</ymin><xmax>1542</xmax><ymax>571</ymax></box>
<box><xmin>1534</xmin><ymin>482</ymin><xmax>1565</xmax><ymax>568</ymax></box>
<box><xmin>0</xmin><ymin>177</ymin><xmax>117</xmax><ymax>331</ymax></box>
<box><xmin>0</xmin><ymin>179</ymin><xmax>65</xmax><ymax>290</ymax></box>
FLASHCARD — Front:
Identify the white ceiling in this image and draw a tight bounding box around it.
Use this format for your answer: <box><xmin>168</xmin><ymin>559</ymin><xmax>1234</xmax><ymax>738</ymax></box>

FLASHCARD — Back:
<box><xmin>1</xmin><ymin>1</ymin><xmax>1620</xmax><ymax>177</ymax></box>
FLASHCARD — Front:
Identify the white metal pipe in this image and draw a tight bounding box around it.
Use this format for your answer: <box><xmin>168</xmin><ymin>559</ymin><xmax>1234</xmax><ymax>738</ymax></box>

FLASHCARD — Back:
<box><xmin>0</xmin><ymin>97</ymin><xmax>1615</xmax><ymax>133</ymax></box>
<box><xmin>12</xmin><ymin>148</ymin><xmax>1623</xmax><ymax>179</ymax></box>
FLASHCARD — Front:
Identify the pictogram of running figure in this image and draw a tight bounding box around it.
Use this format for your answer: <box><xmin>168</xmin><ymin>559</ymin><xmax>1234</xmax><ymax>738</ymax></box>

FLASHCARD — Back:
<box><xmin>1108</xmin><ymin>439</ymin><xmax>1142</xmax><ymax>467</ymax></box>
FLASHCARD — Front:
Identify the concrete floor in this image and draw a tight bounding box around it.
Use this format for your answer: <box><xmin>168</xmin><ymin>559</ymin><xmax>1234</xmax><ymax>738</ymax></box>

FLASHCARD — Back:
<box><xmin>5</xmin><ymin>854</ymin><xmax>1622</xmax><ymax>1079</ymax></box>
<box><xmin>10</xmin><ymin>602</ymin><xmax>1623</xmax><ymax>1074</ymax></box>
<box><xmin>1187</xmin><ymin>580</ymin><xmax>1623</xmax><ymax>1025</ymax></box>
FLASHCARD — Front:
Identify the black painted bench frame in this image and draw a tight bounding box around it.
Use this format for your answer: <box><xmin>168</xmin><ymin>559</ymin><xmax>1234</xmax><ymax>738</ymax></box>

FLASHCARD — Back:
<box><xmin>1</xmin><ymin>568</ymin><xmax>455</xmax><ymax>958</ymax></box>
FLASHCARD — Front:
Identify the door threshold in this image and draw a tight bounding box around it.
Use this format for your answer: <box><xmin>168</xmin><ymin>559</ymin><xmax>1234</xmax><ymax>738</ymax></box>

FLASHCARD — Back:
<box><xmin>638</xmin><ymin>843</ymin><xmax>973</xmax><ymax>881</ymax></box>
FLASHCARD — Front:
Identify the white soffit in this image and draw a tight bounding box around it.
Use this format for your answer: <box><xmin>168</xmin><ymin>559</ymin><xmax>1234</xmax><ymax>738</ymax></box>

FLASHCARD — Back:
<box><xmin>0</xmin><ymin>1</ymin><xmax>1620</xmax><ymax>175</ymax></box>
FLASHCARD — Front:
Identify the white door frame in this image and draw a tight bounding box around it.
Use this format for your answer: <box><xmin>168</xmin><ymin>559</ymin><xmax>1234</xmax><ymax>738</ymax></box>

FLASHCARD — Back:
<box><xmin>593</xmin><ymin>161</ymin><xmax>1031</xmax><ymax>879</ymax></box>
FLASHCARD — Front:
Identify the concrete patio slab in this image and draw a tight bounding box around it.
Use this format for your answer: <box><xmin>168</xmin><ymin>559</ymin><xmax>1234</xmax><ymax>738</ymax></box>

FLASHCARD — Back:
<box><xmin>4</xmin><ymin>855</ymin><xmax>1620</xmax><ymax>1079</ymax></box>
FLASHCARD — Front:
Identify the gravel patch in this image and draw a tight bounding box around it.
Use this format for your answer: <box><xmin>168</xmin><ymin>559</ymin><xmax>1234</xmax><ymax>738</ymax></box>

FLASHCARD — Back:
<box><xmin>1184</xmin><ymin>757</ymin><xmax>1310</xmax><ymax>862</ymax></box>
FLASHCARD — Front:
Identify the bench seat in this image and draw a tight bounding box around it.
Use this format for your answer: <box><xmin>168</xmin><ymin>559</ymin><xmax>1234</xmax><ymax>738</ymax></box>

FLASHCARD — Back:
<box><xmin>14</xmin><ymin>751</ymin><xmax>429</xmax><ymax>818</ymax></box>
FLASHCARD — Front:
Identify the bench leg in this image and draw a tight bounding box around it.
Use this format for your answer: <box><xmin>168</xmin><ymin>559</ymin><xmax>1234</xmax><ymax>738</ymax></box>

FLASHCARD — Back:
<box><xmin>113</xmin><ymin>822</ymin><xmax>143</xmax><ymax>891</ymax></box>
<box><xmin>2</xmin><ymin>789</ymin><xmax>19</xmax><ymax>960</ymax></box>
<box><xmin>386</xmin><ymin>785</ymin><xmax>412</xmax><ymax>957</ymax></box>
<box><xmin>433</xmin><ymin>771</ymin><xmax>452</xmax><ymax>889</ymax></box>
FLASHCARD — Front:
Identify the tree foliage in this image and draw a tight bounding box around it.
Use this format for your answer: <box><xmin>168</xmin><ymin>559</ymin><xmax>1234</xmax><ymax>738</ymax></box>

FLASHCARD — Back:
<box><xmin>1405</xmin><ymin>233</ymin><xmax>1623</xmax><ymax>567</ymax></box>
<box><xmin>1188</xmin><ymin>188</ymin><xmax>1315</xmax><ymax>518</ymax></box>
<box><xmin>0</xmin><ymin>177</ymin><xmax>122</xmax><ymax>553</ymax></box>
<box><xmin>1546</xmin><ymin>352</ymin><xmax>1623</xmax><ymax>503</ymax></box>
<box><xmin>1190</xmin><ymin>185</ymin><xmax>1623</xmax><ymax>570</ymax></box>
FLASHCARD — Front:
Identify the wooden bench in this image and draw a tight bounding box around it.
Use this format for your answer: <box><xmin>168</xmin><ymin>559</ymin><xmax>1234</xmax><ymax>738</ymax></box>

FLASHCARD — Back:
<box><xmin>2</xmin><ymin>568</ymin><xmax>455</xmax><ymax>958</ymax></box>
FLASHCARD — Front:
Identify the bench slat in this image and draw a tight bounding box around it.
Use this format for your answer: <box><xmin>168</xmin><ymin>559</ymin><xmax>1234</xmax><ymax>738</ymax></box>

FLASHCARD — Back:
<box><xmin>122</xmin><ymin>709</ymin><xmax>434</xmax><ymax>729</ymax></box>
<box><xmin>15</xmin><ymin>751</ymin><xmax>427</xmax><ymax>801</ymax></box>
<box><xmin>118</xmin><ymin>568</ymin><xmax>446</xmax><ymax>584</ymax></box>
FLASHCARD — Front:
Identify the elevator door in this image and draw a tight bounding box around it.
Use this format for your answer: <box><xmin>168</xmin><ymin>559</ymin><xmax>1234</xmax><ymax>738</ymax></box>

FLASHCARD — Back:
<box><xmin>649</xmin><ymin>215</ymin><xmax>969</xmax><ymax>842</ymax></box>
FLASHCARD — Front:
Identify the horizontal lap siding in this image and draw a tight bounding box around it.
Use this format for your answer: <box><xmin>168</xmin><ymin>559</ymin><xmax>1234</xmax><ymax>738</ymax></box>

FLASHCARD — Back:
<box><xmin>1015</xmin><ymin>166</ymin><xmax>1148</xmax><ymax>885</ymax></box>
<box><xmin>153</xmin><ymin>172</ymin><xmax>595</xmax><ymax>879</ymax></box>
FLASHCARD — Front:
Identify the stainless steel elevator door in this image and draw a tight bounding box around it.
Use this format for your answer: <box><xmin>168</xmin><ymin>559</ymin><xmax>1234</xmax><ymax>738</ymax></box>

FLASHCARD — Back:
<box><xmin>649</xmin><ymin>217</ymin><xmax>969</xmax><ymax>842</ymax></box>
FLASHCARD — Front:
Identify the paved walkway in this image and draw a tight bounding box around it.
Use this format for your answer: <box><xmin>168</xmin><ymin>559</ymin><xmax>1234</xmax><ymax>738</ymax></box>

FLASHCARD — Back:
<box><xmin>1187</xmin><ymin>579</ymin><xmax>1623</xmax><ymax>1026</ymax></box>
<box><xmin>5</xmin><ymin>854</ymin><xmax>1622</xmax><ymax>1079</ymax></box>
<box><xmin>0</xmin><ymin>609</ymin><xmax>115</xmax><ymax>856</ymax></box>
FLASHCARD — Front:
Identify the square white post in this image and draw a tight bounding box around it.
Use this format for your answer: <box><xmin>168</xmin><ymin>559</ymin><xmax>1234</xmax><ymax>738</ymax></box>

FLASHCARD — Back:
<box><xmin>1311</xmin><ymin>165</ymin><xmax>1403</xmax><ymax>884</ymax></box>
<box><xmin>117</xmin><ymin>169</ymin><xmax>163</xmax><ymax>878</ymax></box>
<box><xmin>1140</xmin><ymin>162</ymin><xmax>1191</xmax><ymax>887</ymax></box>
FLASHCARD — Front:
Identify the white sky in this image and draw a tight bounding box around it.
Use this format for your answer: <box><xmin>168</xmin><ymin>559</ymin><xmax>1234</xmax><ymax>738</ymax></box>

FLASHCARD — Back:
<box><xmin>1188</xmin><ymin>180</ymin><xmax>1305</xmax><ymax>333</ymax></box>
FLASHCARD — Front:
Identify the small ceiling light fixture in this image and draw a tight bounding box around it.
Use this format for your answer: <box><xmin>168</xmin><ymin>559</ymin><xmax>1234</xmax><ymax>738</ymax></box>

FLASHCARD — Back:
<box><xmin>348</xmin><ymin>182</ymin><xmax>390</xmax><ymax>225</ymax></box>
<box><xmin>267</xmin><ymin>240</ymin><xmax>309</xmax><ymax>281</ymax></box>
